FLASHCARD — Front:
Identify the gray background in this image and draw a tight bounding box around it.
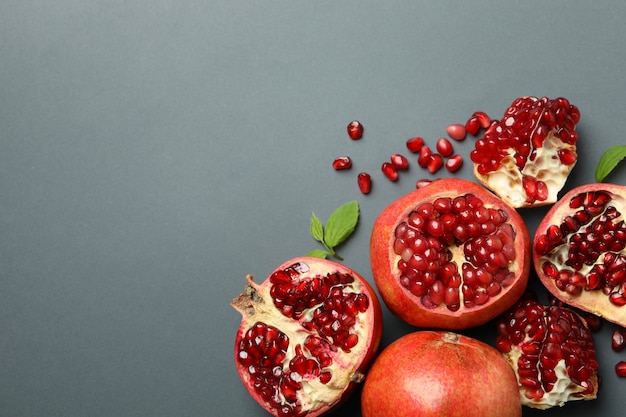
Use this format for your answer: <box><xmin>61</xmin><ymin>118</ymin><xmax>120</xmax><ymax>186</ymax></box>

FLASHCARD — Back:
<box><xmin>1</xmin><ymin>1</ymin><xmax>625</xmax><ymax>416</ymax></box>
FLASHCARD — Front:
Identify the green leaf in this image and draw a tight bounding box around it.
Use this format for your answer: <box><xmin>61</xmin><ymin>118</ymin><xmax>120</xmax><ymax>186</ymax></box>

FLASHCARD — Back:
<box><xmin>310</xmin><ymin>212</ymin><xmax>324</xmax><ymax>243</ymax></box>
<box><xmin>306</xmin><ymin>249</ymin><xmax>329</xmax><ymax>259</ymax></box>
<box><xmin>323</xmin><ymin>200</ymin><xmax>360</xmax><ymax>248</ymax></box>
<box><xmin>595</xmin><ymin>145</ymin><xmax>626</xmax><ymax>182</ymax></box>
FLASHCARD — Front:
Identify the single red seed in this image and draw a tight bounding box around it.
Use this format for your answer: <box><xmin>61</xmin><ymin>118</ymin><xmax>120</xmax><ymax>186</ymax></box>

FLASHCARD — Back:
<box><xmin>406</xmin><ymin>137</ymin><xmax>425</xmax><ymax>153</ymax></box>
<box><xmin>612</xmin><ymin>329</ymin><xmax>626</xmax><ymax>352</ymax></box>
<box><xmin>390</xmin><ymin>153</ymin><xmax>409</xmax><ymax>170</ymax></box>
<box><xmin>426</xmin><ymin>154</ymin><xmax>444</xmax><ymax>174</ymax></box>
<box><xmin>446</xmin><ymin>123</ymin><xmax>467</xmax><ymax>141</ymax></box>
<box><xmin>558</xmin><ymin>148</ymin><xmax>577</xmax><ymax>165</ymax></box>
<box><xmin>445</xmin><ymin>154</ymin><xmax>463</xmax><ymax>172</ymax></box>
<box><xmin>415</xmin><ymin>179</ymin><xmax>432</xmax><ymax>189</ymax></box>
<box><xmin>381</xmin><ymin>162</ymin><xmax>399</xmax><ymax>181</ymax></box>
<box><xmin>347</xmin><ymin>120</ymin><xmax>363</xmax><ymax>140</ymax></box>
<box><xmin>357</xmin><ymin>172</ymin><xmax>371</xmax><ymax>194</ymax></box>
<box><xmin>436</xmin><ymin>137</ymin><xmax>454</xmax><ymax>157</ymax></box>
<box><xmin>332</xmin><ymin>156</ymin><xmax>352</xmax><ymax>170</ymax></box>
<box><xmin>417</xmin><ymin>146</ymin><xmax>433</xmax><ymax>168</ymax></box>
<box><xmin>616</xmin><ymin>361</ymin><xmax>626</xmax><ymax>377</ymax></box>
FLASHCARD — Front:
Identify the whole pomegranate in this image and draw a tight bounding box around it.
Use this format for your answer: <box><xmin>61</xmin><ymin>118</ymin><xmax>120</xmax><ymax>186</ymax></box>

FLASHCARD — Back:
<box><xmin>361</xmin><ymin>331</ymin><xmax>522</xmax><ymax>417</ymax></box>
<box><xmin>231</xmin><ymin>257</ymin><xmax>383</xmax><ymax>417</ymax></box>
<box><xmin>495</xmin><ymin>298</ymin><xmax>599</xmax><ymax>409</ymax></box>
<box><xmin>470</xmin><ymin>96</ymin><xmax>580</xmax><ymax>208</ymax></box>
<box><xmin>534</xmin><ymin>183</ymin><xmax>626</xmax><ymax>327</ymax></box>
<box><xmin>370</xmin><ymin>178</ymin><xmax>530</xmax><ymax>329</ymax></box>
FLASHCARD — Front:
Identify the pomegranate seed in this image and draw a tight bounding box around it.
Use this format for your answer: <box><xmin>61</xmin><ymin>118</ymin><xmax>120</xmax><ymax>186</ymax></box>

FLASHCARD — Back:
<box><xmin>406</xmin><ymin>137</ymin><xmax>424</xmax><ymax>153</ymax></box>
<box><xmin>415</xmin><ymin>179</ymin><xmax>432</xmax><ymax>189</ymax></box>
<box><xmin>357</xmin><ymin>172</ymin><xmax>371</xmax><ymax>194</ymax></box>
<box><xmin>381</xmin><ymin>162</ymin><xmax>399</xmax><ymax>181</ymax></box>
<box><xmin>390</xmin><ymin>154</ymin><xmax>409</xmax><ymax>170</ymax></box>
<box><xmin>445</xmin><ymin>154</ymin><xmax>463</xmax><ymax>172</ymax></box>
<box><xmin>332</xmin><ymin>156</ymin><xmax>352</xmax><ymax>170</ymax></box>
<box><xmin>612</xmin><ymin>329</ymin><xmax>626</xmax><ymax>351</ymax></box>
<box><xmin>436</xmin><ymin>137</ymin><xmax>454</xmax><ymax>157</ymax></box>
<box><xmin>417</xmin><ymin>146</ymin><xmax>433</xmax><ymax>168</ymax></box>
<box><xmin>465</xmin><ymin>111</ymin><xmax>491</xmax><ymax>135</ymax></box>
<box><xmin>446</xmin><ymin>123</ymin><xmax>467</xmax><ymax>141</ymax></box>
<box><xmin>346</xmin><ymin>120</ymin><xmax>363</xmax><ymax>140</ymax></box>
<box><xmin>616</xmin><ymin>361</ymin><xmax>626</xmax><ymax>377</ymax></box>
<box><xmin>558</xmin><ymin>148</ymin><xmax>577</xmax><ymax>165</ymax></box>
<box><xmin>426</xmin><ymin>154</ymin><xmax>443</xmax><ymax>174</ymax></box>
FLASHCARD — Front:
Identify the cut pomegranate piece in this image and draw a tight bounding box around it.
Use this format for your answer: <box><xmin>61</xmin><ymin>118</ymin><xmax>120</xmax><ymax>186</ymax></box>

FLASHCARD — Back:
<box><xmin>346</xmin><ymin>120</ymin><xmax>363</xmax><ymax>140</ymax></box>
<box><xmin>534</xmin><ymin>183</ymin><xmax>626</xmax><ymax>327</ymax></box>
<box><xmin>332</xmin><ymin>156</ymin><xmax>352</xmax><ymax>170</ymax></box>
<box><xmin>370</xmin><ymin>178</ymin><xmax>530</xmax><ymax>329</ymax></box>
<box><xmin>357</xmin><ymin>172</ymin><xmax>372</xmax><ymax>194</ymax></box>
<box><xmin>495</xmin><ymin>298</ymin><xmax>599</xmax><ymax>409</ymax></box>
<box><xmin>470</xmin><ymin>96</ymin><xmax>580</xmax><ymax>208</ymax></box>
<box><xmin>232</xmin><ymin>257</ymin><xmax>383</xmax><ymax>417</ymax></box>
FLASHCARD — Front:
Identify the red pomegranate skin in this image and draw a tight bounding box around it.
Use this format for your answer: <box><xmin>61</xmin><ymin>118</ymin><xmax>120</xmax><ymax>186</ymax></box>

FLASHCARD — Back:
<box><xmin>361</xmin><ymin>331</ymin><xmax>522</xmax><ymax>417</ymax></box>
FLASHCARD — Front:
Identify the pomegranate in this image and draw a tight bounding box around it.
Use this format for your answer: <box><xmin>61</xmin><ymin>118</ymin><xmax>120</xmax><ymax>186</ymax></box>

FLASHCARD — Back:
<box><xmin>533</xmin><ymin>183</ymin><xmax>626</xmax><ymax>327</ymax></box>
<box><xmin>495</xmin><ymin>298</ymin><xmax>599</xmax><ymax>409</ymax></box>
<box><xmin>470</xmin><ymin>96</ymin><xmax>580</xmax><ymax>208</ymax></box>
<box><xmin>332</xmin><ymin>156</ymin><xmax>351</xmax><ymax>170</ymax></box>
<box><xmin>361</xmin><ymin>331</ymin><xmax>522</xmax><ymax>417</ymax></box>
<box><xmin>346</xmin><ymin>120</ymin><xmax>363</xmax><ymax>140</ymax></box>
<box><xmin>357</xmin><ymin>172</ymin><xmax>372</xmax><ymax>194</ymax></box>
<box><xmin>370</xmin><ymin>178</ymin><xmax>530</xmax><ymax>329</ymax></box>
<box><xmin>231</xmin><ymin>257</ymin><xmax>382</xmax><ymax>417</ymax></box>
<box><xmin>446</xmin><ymin>123</ymin><xmax>467</xmax><ymax>141</ymax></box>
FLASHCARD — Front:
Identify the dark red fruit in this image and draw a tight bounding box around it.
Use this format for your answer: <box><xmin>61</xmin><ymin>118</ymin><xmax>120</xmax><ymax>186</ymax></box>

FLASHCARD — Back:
<box><xmin>406</xmin><ymin>137</ymin><xmax>425</xmax><ymax>153</ymax></box>
<box><xmin>465</xmin><ymin>111</ymin><xmax>491</xmax><ymax>135</ymax></box>
<box><xmin>381</xmin><ymin>162</ymin><xmax>399</xmax><ymax>181</ymax></box>
<box><xmin>436</xmin><ymin>137</ymin><xmax>454</xmax><ymax>157</ymax></box>
<box><xmin>358</xmin><ymin>172</ymin><xmax>372</xmax><ymax>194</ymax></box>
<box><xmin>417</xmin><ymin>146</ymin><xmax>433</xmax><ymax>168</ymax></box>
<box><xmin>612</xmin><ymin>328</ymin><xmax>626</xmax><ymax>352</ymax></box>
<box><xmin>390</xmin><ymin>154</ymin><xmax>409</xmax><ymax>170</ymax></box>
<box><xmin>616</xmin><ymin>361</ymin><xmax>626</xmax><ymax>377</ymax></box>
<box><xmin>446</xmin><ymin>154</ymin><xmax>464</xmax><ymax>173</ymax></box>
<box><xmin>426</xmin><ymin>154</ymin><xmax>444</xmax><ymax>174</ymax></box>
<box><xmin>347</xmin><ymin>120</ymin><xmax>363</xmax><ymax>140</ymax></box>
<box><xmin>332</xmin><ymin>156</ymin><xmax>352</xmax><ymax>170</ymax></box>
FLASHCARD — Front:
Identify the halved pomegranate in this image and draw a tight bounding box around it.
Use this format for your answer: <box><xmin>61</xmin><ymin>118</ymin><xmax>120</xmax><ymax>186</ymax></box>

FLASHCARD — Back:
<box><xmin>361</xmin><ymin>331</ymin><xmax>522</xmax><ymax>417</ymax></box>
<box><xmin>370</xmin><ymin>178</ymin><xmax>530</xmax><ymax>329</ymax></box>
<box><xmin>470</xmin><ymin>96</ymin><xmax>580</xmax><ymax>208</ymax></box>
<box><xmin>495</xmin><ymin>298</ymin><xmax>599</xmax><ymax>409</ymax></box>
<box><xmin>231</xmin><ymin>257</ymin><xmax>383</xmax><ymax>417</ymax></box>
<box><xmin>534</xmin><ymin>183</ymin><xmax>626</xmax><ymax>327</ymax></box>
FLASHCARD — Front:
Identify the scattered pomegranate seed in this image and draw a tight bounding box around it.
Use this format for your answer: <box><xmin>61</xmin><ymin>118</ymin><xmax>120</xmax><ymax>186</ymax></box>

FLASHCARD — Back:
<box><xmin>445</xmin><ymin>154</ymin><xmax>464</xmax><ymax>172</ymax></box>
<box><xmin>332</xmin><ymin>156</ymin><xmax>352</xmax><ymax>170</ymax></box>
<box><xmin>415</xmin><ymin>179</ymin><xmax>432</xmax><ymax>189</ymax></box>
<box><xmin>406</xmin><ymin>137</ymin><xmax>424</xmax><ymax>153</ymax></box>
<box><xmin>436</xmin><ymin>137</ymin><xmax>454</xmax><ymax>157</ymax></box>
<box><xmin>382</xmin><ymin>162</ymin><xmax>399</xmax><ymax>181</ymax></box>
<box><xmin>347</xmin><ymin>120</ymin><xmax>363</xmax><ymax>140</ymax></box>
<box><xmin>583</xmin><ymin>314</ymin><xmax>602</xmax><ymax>332</ymax></box>
<box><xmin>612</xmin><ymin>329</ymin><xmax>626</xmax><ymax>352</ymax></box>
<box><xmin>426</xmin><ymin>154</ymin><xmax>444</xmax><ymax>174</ymax></box>
<box><xmin>390</xmin><ymin>154</ymin><xmax>409</xmax><ymax>170</ymax></box>
<box><xmin>446</xmin><ymin>123</ymin><xmax>467</xmax><ymax>141</ymax></box>
<box><xmin>417</xmin><ymin>146</ymin><xmax>433</xmax><ymax>168</ymax></box>
<box><xmin>616</xmin><ymin>361</ymin><xmax>626</xmax><ymax>377</ymax></box>
<box><xmin>357</xmin><ymin>172</ymin><xmax>372</xmax><ymax>194</ymax></box>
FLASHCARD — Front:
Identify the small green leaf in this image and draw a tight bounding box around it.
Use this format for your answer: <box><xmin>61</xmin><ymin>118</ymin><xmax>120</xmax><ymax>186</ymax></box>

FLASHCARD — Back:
<box><xmin>310</xmin><ymin>212</ymin><xmax>324</xmax><ymax>243</ymax></box>
<box><xmin>323</xmin><ymin>200</ymin><xmax>360</xmax><ymax>248</ymax></box>
<box><xmin>595</xmin><ymin>145</ymin><xmax>626</xmax><ymax>182</ymax></box>
<box><xmin>306</xmin><ymin>249</ymin><xmax>329</xmax><ymax>259</ymax></box>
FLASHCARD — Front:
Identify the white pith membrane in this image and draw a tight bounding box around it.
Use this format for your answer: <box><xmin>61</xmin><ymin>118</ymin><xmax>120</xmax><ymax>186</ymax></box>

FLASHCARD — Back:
<box><xmin>234</xmin><ymin>265</ymin><xmax>371</xmax><ymax>416</ymax></box>
<box><xmin>538</xmin><ymin>191</ymin><xmax>626</xmax><ymax>309</ymax></box>
<box><xmin>475</xmin><ymin>131</ymin><xmax>576</xmax><ymax>208</ymax></box>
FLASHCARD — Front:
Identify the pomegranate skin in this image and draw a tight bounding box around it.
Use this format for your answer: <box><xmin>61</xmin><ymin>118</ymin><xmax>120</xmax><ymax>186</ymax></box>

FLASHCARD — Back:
<box><xmin>361</xmin><ymin>331</ymin><xmax>522</xmax><ymax>417</ymax></box>
<box><xmin>232</xmin><ymin>257</ymin><xmax>383</xmax><ymax>417</ymax></box>
<box><xmin>370</xmin><ymin>178</ymin><xmax>530</xmax><ymax>329</ymax></box>
<box><xmin>533</xmin><ymin>183</ymin><xmax>626</xmax><ymax>327</ymax></box>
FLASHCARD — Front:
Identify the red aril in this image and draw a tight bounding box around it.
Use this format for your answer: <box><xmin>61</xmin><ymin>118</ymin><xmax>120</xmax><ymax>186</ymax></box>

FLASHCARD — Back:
<box><xmin>406</xmin><ymin>136</ymin><xmax>424</xmax><ymax>153</ymax></box>
<box><xmin>446</xmin><ymin>123</ymin><xmax>467</xmax><ymax>141</ymax></box>
<box><xmin>332</xmin><ymin>156</ymin><xmax>352</xmax><ymax>170</ymax></box>
<box><xmin>232</xmin><ymin>257</ymin><xmax>383</xmax><ymax>417</ymax></box>
<box><xmin>436</xmin><ymin>137</ymin><xmax>454</xmax><ymax>157</ymax></box>
<box><xmin>446</xmin><ymin>154</ymin><xmax>464</xmax><ymax>173</ymax></box>
<box><xmin>533</xmin><ymin>183</ymin><xmax>626</xmax><ymax>327</ymax></box>
<box><xmin>357</xmin><ymin>172</ymin><xmax>372</xmax><ymax>194</ymax></box>
<box><xmin>465</xmin><ymin>111</ymin><xmax>492</xmax><ymax>135</ymax></box>
<box><xmin>417</xmin><ymin>145</ymin><xmax>432</xmax><ymax>168</ymax></box>
<box><xmin>616</xmin><ymin>361</ymin><xmax>626</xmax><ymax>377</ymax></box>
<box><xmin>612</xmin><ymin>328</ymin><xmax>626</xmax><ymax>351</ymax></box>
<box><xmin>381</xmin><ymin>162</ymin><xmax>399</xmax><ymax>181</ymax></box>
<box><xmin>495</xmin><ymin>298</ymin><xmax>599</xmax><ymax>409</ymax></box>
<box><xmin>346</xmin><ymin>120</ymin><xmax>363</xmax><ymax>140</ymax></box>
<box><xmin>390</xmin><ymin>153</ymin><xmax>409</xmax><ymax>170</ymax></box>
<box><xmin>426</xmin><ymin>153</ymin><xmax>444</xmax><ymax>174</ymax></box>
<box><xmin>470</xmin><ymin>96</ymin><xmax>580</xmax><ymax>208</ymax></box>
<box><xmin>370</xmin><ymin>178</ymin><xmax>530</xmax><ymax>329</ymax></box>
<box><xmin>361</xmin><ymin>331</ymin><xmax>522</xmax><ymax>417</ymax></box>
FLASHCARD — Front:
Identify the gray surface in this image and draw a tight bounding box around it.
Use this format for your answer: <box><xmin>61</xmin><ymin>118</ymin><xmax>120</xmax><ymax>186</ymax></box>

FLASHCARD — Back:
<box><xmin>1</xmin><ymin>1</ymin><xmax>625</xmax><ymax>416</ymax></box>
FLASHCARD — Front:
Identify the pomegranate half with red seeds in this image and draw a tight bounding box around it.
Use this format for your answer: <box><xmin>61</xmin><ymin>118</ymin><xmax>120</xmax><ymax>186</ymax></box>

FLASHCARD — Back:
<box><xmin>534</xmin><ymin>183</ymin><xmax>626</xmax><ymax>327</ymax></box>
<box><xmin>470</xmin><ymin>96</ymin><xmax>580</xmax><ymax>208</ymax></box>
<box><xmin>495</xmin><ymin>298</ymin><xmax>599</xmax><ymax>409</ymax></box>
<box><xmin>361</xmin><ymin>331</ymin><xmax>522</xmax><ymax>417</ymax></box>
<box><xmin>370</xmin><ymin>178</ymin><xmax>530</xmax><ymax>329</ymax></box>
<box><xmin>231</xmin><ymin>257</ymin><xmax>383</xmax><ymax>417</ymax></box>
